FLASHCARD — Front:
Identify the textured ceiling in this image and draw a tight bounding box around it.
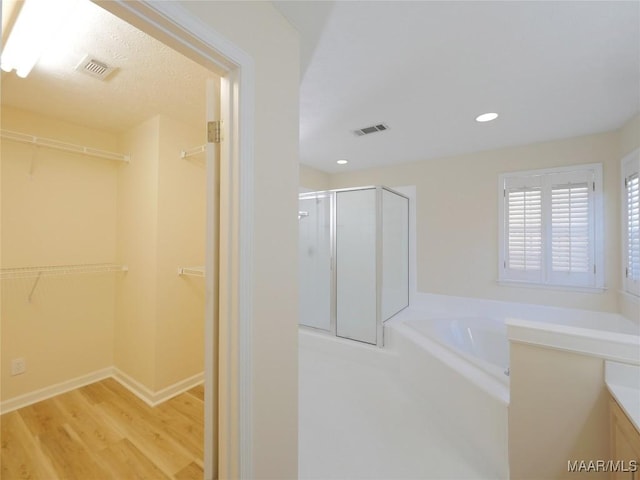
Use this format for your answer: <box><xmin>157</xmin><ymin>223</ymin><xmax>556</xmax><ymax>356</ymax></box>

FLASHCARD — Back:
<box><xmin>274</xmin><ymin>1</ymin><xmax>640</xmax><ymax>173</ymax></box>
<box><xmin>0</xmin><ymin>0</ymin><xmax>212</xmax><ymax>133</ymax></box>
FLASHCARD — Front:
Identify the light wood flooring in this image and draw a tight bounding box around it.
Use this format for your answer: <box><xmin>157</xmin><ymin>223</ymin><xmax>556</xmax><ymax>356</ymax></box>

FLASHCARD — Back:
<box><xmin>1</xmin><ymin>378</ymin><xmax>204</xmax><ymax>479</ymax></box>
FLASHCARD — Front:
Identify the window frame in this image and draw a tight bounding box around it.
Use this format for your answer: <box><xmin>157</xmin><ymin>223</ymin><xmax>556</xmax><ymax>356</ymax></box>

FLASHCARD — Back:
<box><xmin>621</xmin><ymin>148</ymin><xmax>640</xmax><ymax>297</ymax></box>
<box><xmin>498</xmin><ymin>163</ymin><xmax>604</xmax><ymax>291</ymax></box>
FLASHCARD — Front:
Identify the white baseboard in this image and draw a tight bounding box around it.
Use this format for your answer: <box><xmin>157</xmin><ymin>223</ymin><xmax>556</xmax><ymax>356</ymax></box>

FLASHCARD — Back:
<box><xmin>113</xmin><ymin>368</ymin><xmax>204</xmax><ymax>407</ymax></box>
<box><xmin>0</xmin><ymin>367</ymin><xmax>114</xmax><ymax>415</ymax></box>
<box><xmin>1</xmin><ymin>367</ymin><xmax>204</xmax><ymax>414</ymax></box>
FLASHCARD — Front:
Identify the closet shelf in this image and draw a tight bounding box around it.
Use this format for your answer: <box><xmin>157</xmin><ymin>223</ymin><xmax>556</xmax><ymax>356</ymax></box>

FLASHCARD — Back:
<box><xmin>178</xmin><ymin>266</ymin><xmax>205</xmax><ymax>277</ymax></box>
<box><xmin>0</xmin><ymin>263</ymin><xmax>129</xmax><ymax>280</ymax></box>
<box><xmin>180</xmin><ymin>145</ymin><xmax>206</xmax><ymax>159</ymax></box>
<box><xmin>1</xmin><ymin>129</ymin><xmax>130</xmax><ymax>163</ymax></box>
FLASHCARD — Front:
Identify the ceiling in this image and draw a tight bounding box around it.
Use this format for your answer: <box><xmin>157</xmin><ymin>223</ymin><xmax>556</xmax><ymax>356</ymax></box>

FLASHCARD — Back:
<box><xmin>274</xmin><ymin>1</ymin><xmax>640</xmax><ymax>173</ymax></box>
<box><xmin>0</xmin><ymin>0</ymin><xmax>212</xmax><ymax>133</ymax></box>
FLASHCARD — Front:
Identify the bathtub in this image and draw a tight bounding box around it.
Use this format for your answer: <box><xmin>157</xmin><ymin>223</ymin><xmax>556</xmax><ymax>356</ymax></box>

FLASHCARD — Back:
<box><xmin>386</xmin><ymin>306</ymin><xmax>511</xmax><ymax>405</ymax></box>
<box><xmin>402</xmin><ymin>316</ymin><xmax>510</xmax><ymax>386</ymax></box>
<box><xmin>384</xmin><ymin>309</ymin><xmax>510</xmax><ymax>478</ymax></box>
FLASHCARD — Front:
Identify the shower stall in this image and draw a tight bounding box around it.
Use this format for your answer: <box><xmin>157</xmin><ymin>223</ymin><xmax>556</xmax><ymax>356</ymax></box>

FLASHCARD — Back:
<box><xmin>298</xmin><ymin>186</ymin><xmax>409</xmax><ymax>346</ymax></box>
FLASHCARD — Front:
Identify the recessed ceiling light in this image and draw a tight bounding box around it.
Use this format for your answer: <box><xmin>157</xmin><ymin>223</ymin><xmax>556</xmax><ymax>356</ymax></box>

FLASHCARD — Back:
<box><xmin>337</xmin><ymin>159</ymin><xmax>348</xmax><ymax>165</ymax></box>
<box><xmin>475</xmin><ymin>112</ymin><xmax>499</xmax><ymax>123</ymax></box>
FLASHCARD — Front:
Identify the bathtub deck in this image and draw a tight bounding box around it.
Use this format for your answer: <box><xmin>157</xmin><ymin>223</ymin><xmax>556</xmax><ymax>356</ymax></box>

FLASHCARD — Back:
<box><xmin>299</xmin><ymin>331</ymin><xmax>496</xmax><ymax>479</ymax></box>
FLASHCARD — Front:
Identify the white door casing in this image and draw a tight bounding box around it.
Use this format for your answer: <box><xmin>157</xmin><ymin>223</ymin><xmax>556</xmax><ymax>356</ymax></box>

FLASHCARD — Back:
<box><xmin>92</xmin><ymin>2</ymin><xmax>255</xmax><ymax>478</ymax></box>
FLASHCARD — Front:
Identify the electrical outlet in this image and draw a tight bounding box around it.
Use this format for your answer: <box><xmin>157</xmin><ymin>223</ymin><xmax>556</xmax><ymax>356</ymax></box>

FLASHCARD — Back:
<box><xmin>11</xmin><ymin>358</ymin><xmax>26</xmax><ymax>376</ymax></box>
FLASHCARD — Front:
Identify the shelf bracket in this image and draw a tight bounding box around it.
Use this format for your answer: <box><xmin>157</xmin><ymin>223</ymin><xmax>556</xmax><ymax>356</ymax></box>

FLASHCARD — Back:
<box><xmin>178</xmin><ymin>266</ymin><xmax>205</xmax><ymax>277</ymax></box>
<box><xmin>28</xmin><ymin>271</ymin><xmax>42</xmax><ymax>303</ymax></box>
<box><xmin>180</xmin><ymin>145</ymin><xmax>206</xmax><ymax>159</ymax></box>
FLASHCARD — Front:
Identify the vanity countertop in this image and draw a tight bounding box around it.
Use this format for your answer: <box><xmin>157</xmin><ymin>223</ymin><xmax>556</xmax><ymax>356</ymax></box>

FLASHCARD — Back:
<box><xmin>605</xmin><ymin>361</ymin><xmax>640</xmax><ymax>432</ymax></box>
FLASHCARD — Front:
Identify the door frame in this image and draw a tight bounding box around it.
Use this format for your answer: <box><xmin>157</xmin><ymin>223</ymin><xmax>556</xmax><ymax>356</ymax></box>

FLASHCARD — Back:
<box><xmin>94</xmin><ymin>2</ymin><xmax>255</xmax><ymax>479</ymax></box>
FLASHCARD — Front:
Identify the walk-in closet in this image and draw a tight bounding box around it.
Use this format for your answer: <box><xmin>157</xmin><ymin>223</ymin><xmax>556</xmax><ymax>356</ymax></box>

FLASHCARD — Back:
<box><xmin>1</xmin><ymin>0</ymin><xmax>216</xmax><ymax>476</ymax></box>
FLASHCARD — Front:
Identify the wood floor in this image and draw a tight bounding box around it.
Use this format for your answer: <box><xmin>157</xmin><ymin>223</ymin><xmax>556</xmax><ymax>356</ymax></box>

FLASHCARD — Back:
<box><xmin>0</xmin><ymin>378</ymin><xmax>204</xmax><ymax>479</ymax></box>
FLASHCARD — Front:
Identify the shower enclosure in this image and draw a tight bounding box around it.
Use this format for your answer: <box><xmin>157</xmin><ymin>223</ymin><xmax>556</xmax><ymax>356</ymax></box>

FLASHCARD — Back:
<box><xmin>299</xmin><ymin>186</ymin><xmax>409</xmax><ymax>346</ymax></box>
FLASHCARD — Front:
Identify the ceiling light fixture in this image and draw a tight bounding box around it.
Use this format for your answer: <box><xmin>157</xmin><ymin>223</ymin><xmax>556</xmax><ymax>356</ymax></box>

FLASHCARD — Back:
<box><xmin>337</xmin><ymin>159</ymin><xmax>348</xmax><ymax>165</ymax></box>
<box><xmin>1</xmin><ymin>0</ymin><xmax>76</xmax><ymax>78</ymax></box>
<box><xmin>475</xmin><ymin>112</ymin><xmax>499</xmax><ymax>123</ymax></box>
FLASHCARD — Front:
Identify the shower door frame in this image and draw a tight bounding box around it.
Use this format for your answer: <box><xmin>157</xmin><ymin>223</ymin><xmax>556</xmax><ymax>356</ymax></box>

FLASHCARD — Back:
<box><xmin>298</xmin><ymin>190</ymin><xmax>335</xmax><ymax>334</ymax></box>
<box><xmin>301</xmin><ymin>185</ymin><xmax>410</xmax><ymax>348</ymax></box>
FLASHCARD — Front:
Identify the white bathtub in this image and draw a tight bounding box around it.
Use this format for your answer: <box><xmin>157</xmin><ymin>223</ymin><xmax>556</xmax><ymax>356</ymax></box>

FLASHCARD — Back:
<box><xmin>385</xmin><ymin>310</ymin><xmax>510</xmax><ymax>478</ymax></box>
<box><xmin>381</xmin><ymin>294</ymin><xmax>640</xmax><ymax>479</ymax></box>
<box><xmin>386</xmin><ymin>305</ymin><xmax>511</xmax><ymax>405</ymax></box>
<box><xmin>403</xmin><ymin>316</ymin><xmax>510</xmax><ymax>385</ymax></box>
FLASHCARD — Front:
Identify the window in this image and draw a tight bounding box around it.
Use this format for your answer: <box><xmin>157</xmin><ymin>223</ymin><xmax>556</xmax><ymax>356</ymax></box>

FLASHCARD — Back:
<box><xmin>499</xmin><ymin>164</ymin><xmax>603</xmax><ymax>290</ymax></box>
<box><xmin>622</xmin><ymin>149</ymin><xmax>640</xmax><ymax>297</ymax></box>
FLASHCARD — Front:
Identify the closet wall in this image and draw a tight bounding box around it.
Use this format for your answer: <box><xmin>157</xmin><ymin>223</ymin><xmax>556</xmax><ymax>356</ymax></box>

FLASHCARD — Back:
<box><xmin>1</xmin><ymin>105</ymin><xmax>119</xmax><ymax>400</ymax></box>
<box><xmin>1</xmin><ymin>105</ymin><xmax>206</xmax><ymax>405</ymax></box>
<box><xmin>117</xmin><ymin>114</ymin><xmax>206</xmax><ymax>392</ymax></box>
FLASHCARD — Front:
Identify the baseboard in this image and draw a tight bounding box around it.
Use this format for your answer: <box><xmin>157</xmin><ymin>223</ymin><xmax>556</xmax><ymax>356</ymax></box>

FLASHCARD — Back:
<box><xmin>113</xmin><ymin>368</ymin><xmax>204</xmax><ymax>407</ymax></box>
<box><xmin>0</xmin><ymin>367</ymin><xmax>114</xmax><ymax>415</ymax></box>
<box><xmin>1</xmin><ymin>367</ymin><xmax>204</xmax><ymax>414</ymax></box>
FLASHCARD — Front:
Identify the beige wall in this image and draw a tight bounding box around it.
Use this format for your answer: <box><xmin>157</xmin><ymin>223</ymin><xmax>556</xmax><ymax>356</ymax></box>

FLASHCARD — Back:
<box><xmin>0</xmin><ymin>106</ymin><xmax>207</xmax><ymax>401</ymax></box>
<box><xmin>155</xmin><ymin>114</ymin><xmax>206</xmax><ymax>390</ymax></box>
<box><xmin>300</xmin><ymin>164</ymin><xmax>330</xmax><ymax>191</ymax></box>
<box><xmin>116</xmin><ymin>114</ymin><xmax>206</xmax><ymax>391</ymax></box>
<box><xmin>618</xmin><ymin>114</ymin><xmax>640</xmax><ymax>158</ymax></box>
<box><xmin>176</xmin><ymin>2</ymin><xmax>301</xmax><ymax>478</ymax></box>
<box><xmin>116</xmin><ymin>116</ymin><xmax>160</xmax><ymax>389</ymax></box>
<box><xmin>1</xmin><ymin>106</ymin><xmax>118</xmax><ymax>400</ymax></box>
<box><xmin>509</xmin><ymin>343</ymin><xmax>609</xmax><ymax>479</ymax></box>
<box><xmin>330</xmin><ymin>131</ymin><xmax>622</xmax><ymax>312</ymax></box>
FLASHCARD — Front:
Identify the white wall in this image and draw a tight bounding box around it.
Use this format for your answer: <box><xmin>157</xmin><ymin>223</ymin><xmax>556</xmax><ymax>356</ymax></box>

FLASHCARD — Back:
<box><xmin>174</xmin><ymin>2</ymin><xmax>301</xmax><ymax>478</ymax></box>
<box><xmin>330</xmin><ymin>131</ymin><xmax>622</xmax><ymax>313</ymax></box>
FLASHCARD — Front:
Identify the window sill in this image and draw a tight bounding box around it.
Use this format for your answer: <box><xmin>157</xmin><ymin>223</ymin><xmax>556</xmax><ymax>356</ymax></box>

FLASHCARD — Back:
<box><xmin>497</xmin><ymin>279</ymin><xmax>606</xmax><ymax>294</ymax></box>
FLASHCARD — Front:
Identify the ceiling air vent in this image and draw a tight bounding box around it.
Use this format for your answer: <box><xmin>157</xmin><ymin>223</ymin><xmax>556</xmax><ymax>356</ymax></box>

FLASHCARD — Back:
<box><xmin>75</xmin><ymin>55</ymin><xmax>117</xmax><ymax>81</ymax></box>
<box><xmin>353</xmin><ymin>123</ymin><xmax>389</xmax><ymax>137</ymax></box>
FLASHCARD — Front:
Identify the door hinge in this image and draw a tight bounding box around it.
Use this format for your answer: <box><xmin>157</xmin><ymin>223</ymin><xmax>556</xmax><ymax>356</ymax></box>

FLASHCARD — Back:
<box><xmin>626</xmin><ymin>267</ymin><xmax>629</xmax><ymax>278</ymax></box>
<box><xmin>208</xmin><ymin>121</ymin><xmax>222</xmax><ymax>144</ymax></box>
<box><xmin>593</xmin><ymin>265</ymin><xmax>596</xmax><ymax>275</ymax></box>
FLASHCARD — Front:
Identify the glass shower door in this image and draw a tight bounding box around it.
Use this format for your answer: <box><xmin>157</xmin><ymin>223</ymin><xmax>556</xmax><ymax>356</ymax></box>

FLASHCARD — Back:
<box><xmin>298</xmin><ymin>192</ymin><xmax>332</xmax><ymax>331</ymax></box>
<box><xmin>335</xmin><ymin>188</ymin><xmax>378</xmax><ymax>344</ymax></box>
<box><xmin>381</xmin><ymin>188</ymin><xmax>409</xmax><ymax>320</ymax></box>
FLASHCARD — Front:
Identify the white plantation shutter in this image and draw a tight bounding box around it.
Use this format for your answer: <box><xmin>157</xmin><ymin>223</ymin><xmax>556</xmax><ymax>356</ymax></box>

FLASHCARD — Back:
<box><xmin>502</xmin><ymin>175</ymin><xmax>543</xmax><ymax>283</ymax></box>
<box><xmin>551</xmin><ymin>184</ymin><xmax>590</xmax><ymax>272</ymax></box>
<box><xmin>506</xmin><ymin>187</ymin><xmax>542</xmax><ymax>280</ymax></box>
<box><xmin>548</xmin><ymin>170</ymin><xmax>594</xmax><ymax>286</ymax></box>
<box><xmin>500</xmin><ymin>165</ymin><xmax>602</xmax><ymax>289</ymax></box>
<box><xmin>623</xmin><ymin>149</ymin><xmax>640</xmax><ymax>296</ymax></box>
<box><xmin>627</xmin><ymin>174</ymin><xmax>640</xmax><ymax>282</ymax></box>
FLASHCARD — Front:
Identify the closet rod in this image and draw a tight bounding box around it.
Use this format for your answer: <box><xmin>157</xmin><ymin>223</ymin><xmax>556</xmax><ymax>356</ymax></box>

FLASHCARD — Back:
<box><xmin>178</xmin><ymin>266</ymin><xmax>205</xmax><ymax>277</ymax></box>
<box><xmin>1</xmin><ymin>129</ymin><xmax>130</xmax><ymax>163</ymax></box>
<box><xmin>180</xmin><ymin>145</ymin><xmax>206</xmax><ymax>159</ymax></box>
<box><xmin>0</xmin><ymin>263</ymin><xmax>129</xmax><ymax>280</ymax></box>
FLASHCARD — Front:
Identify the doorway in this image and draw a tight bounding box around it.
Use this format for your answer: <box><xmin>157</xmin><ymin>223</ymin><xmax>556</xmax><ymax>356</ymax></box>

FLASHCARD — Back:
<box><xmin>0</xmin><ymin>1</ymin><xmax>252</xmax><ymax>478</ymax></box>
